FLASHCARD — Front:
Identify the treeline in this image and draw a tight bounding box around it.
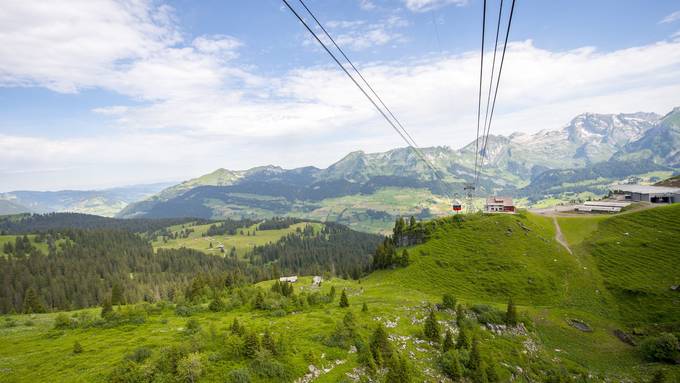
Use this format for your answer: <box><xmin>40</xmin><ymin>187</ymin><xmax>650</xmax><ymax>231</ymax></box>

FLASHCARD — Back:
<box><xmin>205</xmin><ymin>218</ymin><xmax>260</xmax><ymax>236</ymax></box>
<box><xmin>0</xmin><ymin>229</ymin><xmax>265</xmax><ymax>314</ymax></box>
<box><xmin>371</xmin><ymin>216</ymin><xmax>438</xmax><ymax>270</ymax></box>
<box><xmin>249</xmin><ymin>223</ymin><xmax>382</xmax><ymax>279</ymax></box>
<box><xmin>0</xmin><ymin>213</ymin><xmax>201</xmax><ymax>235</ymax></box>
<box><xmin>257</xmin><ymin>217</ymin><xmax>304</xmax><ymax>231</ymax></box>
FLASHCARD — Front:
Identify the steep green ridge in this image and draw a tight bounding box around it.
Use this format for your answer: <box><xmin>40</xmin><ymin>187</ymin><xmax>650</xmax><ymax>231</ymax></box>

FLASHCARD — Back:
<box><xmin>585</xmin><ymin>204</ymin><xmax>680</xmax><ymax>325</ymax></box>
<box><xmin>369</xmin><ymin>213</ymin><xmax>614</xmax><ymax>314</ymax></box>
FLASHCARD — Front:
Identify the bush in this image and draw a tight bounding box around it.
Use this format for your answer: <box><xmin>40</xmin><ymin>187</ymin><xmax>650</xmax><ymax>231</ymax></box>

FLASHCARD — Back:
<box><xmin>440</xmin><ymin>350</ymin><xmax>463</xmax><ymax>380</ymax></box>
<box><xmin>73</xmin><ymin>341</ymin><xmax>83</xmax><ymax>354</ymax></box>
<box><xmin>249</xmin><ymin>350</ymin><xmax>288</xmax><ymax>379</ymax></box>
<box><xmin>471</xmin><ymin>304</ymin><xmax>505</xmax><ymax>325</ymax></box>
<box><xmin>54</xmin><ymin>313</ymin><xmax>73</xmax><ymax>329</ymax></box>
<box><xmin>640</xmin><ymin>333</ymin><xmax>679</xmax><ymax>363</ymax></box>
<box><xmin>126</xmin><ymin>347</ymin><xmax>152</xmax><ymax>363</ymax></box>
<box><xmin>177</xmin><ymin>352</ymin><xmax>204</xmax><ymax>383</ymax></box>
<box><xmin>185</xmin><ymin>318</ymin><xmax>202</xmax><ymax>334</ymax></box>
<box><xmin>227</xmin><ymin>368</ymin><xmax>251</xmax><ymax>383</ymax></box>
<box><xmin>175</xmin><ymin>305</ymin><xmax>194</xmax><ymax>317</ymax></box>
<box><xmin>442</xmin><ymin>294</ymin><xmax>457</xmax><ymax>310</ymax></box>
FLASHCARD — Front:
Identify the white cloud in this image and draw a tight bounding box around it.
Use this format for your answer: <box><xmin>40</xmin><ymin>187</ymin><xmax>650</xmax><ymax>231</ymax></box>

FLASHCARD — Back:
<box><xmin>2</xmin><ymin>1</ymin><xmax>680</xmax><ymax>190</ymax></box>
<box><xmin>660</xmin><ymin>10</ymin><xmax>680</xmax><ymax>24</ymax></box>
<box><xmin>358</xmin><ymin>0</ymin><xmax>377</xmax><ymax>11</ymax></box>
<box><xmin>404</xmin><ymin>0</ymin><xmax>468</xmax><ymax>13</ymax></box>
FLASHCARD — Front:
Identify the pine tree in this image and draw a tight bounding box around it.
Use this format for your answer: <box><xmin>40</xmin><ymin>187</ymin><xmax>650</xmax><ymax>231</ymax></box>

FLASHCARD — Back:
<box><xmin>230</xmin><ymin>318</ymin><xmax>244</xmax><ymax>336</ymax></box>
<box><xmin>362</xmin><ymin>302</ymin><xmax>368</xmax><ymax>312</ymax></box>
<box><xmin>208</xmin><ymin>296</ymin><xmax>224</xmax><ymax>312</ymax></box>
<box><xmin>455</xmin><ymin>304</ymin><xmax>466</xmax><ymax>328</ymax></box>
<box><xmin>370</xmin><ymin>324</ymin><xmax>392</xmax><ymax>366</ymax></box>
<box><xmin>100</xmin><ymin>297</ymin><xmax>113</xmax><ymax>318</ymax></box>
<box><xmin>23</xmin><ymin>288</ymin><xmax>45</xmax><ymax>313</ymax></box>
<box><xmin>386</xmin><ymin>352</ymin><xmax>412</xmax><ymax>383</ymax></box>
<box><xmin>254</xmin><ymin>291</ymin><xmax>265</xmax><ymax>310</ymax></box>
<box><xmin>442</xmin><ymin>330</ymin><xmax>454</xmax><ymax>352</ymax></box>
<box><xmin>73</xmin><ymin>341</ymin><xmax>83</xmax><ymax>354</ymax></box>
<box><xmin>262</xmin><ymin>329</ymin><xmax>277</xmax><ymax>355</ymax></box>
<box><xmin>440</xmin><ymin>350</ymin><xmax>463</xmax><ymax>380</ymax></box>
<box><xmin>339</xmin><ymin>289</ymin><xmax>349</xmax><ymax>308</ymax></box>
<box><xmin>329</xmin><ymin>286</ymin><xmax>336</xmax><ymax>300</ymax></box>
<box><xmin>469</xmin><ymin>336</ymin><xmax>488</xmax><ymax>383</ymax></box>
<box><xmin>243</xmin><ymin>332</ymin><xmax>260</xmax><ymax>358</ymax></box>
<box><xmin>111</xmin><ymin>283</ymin><xmax>124</xmax><ymax>306</ymax></box>
<box><xmin>423</xmin><ymin>308</ymin><xmax>441</xmax><ymax>342</ymax></box>
<box><xmin>456</xmin><ymin>326</ymin><xmax>470</xmax><ymax>350</ymax></box>
<box><xmin>505</xmin><ymin>297</ymin><xmax>517</xmax><ymax>326</ymax></box>
<box><xmin>409</xmin><ymin>216</ymin><xmax>417</xmax><ymax>229</ymax></box>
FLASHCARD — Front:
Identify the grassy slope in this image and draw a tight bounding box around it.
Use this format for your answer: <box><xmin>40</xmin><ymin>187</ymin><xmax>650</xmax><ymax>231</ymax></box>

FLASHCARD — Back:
<box><xmin>151</xmin><ymin>221</ymin><xmax>323</xmax><ymax>258</ymax></box>
<box><xmin>2</xmin><ymin>208</ymin><xmax>679</xmax><ymax>382</ymax></box>
<box><xmin>585</xmin><ymin>204</ymin><xmax>680</xmax><ymax>325</ymax></box>
<box><xmin>0</xmin><ymin>234</ymin><xmax>53</xmax><ymax>256</ymax></box>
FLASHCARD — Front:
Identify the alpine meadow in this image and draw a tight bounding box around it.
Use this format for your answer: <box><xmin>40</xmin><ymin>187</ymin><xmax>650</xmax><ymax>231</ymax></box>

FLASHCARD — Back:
<box><xmin>1</xmin><ymin>1</ymin><xmax>680</xmax><ymax>383</ymax></box>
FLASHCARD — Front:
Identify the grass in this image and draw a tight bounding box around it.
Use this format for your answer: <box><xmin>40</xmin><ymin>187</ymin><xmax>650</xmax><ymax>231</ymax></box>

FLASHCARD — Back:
<box><xmin>584</xmin><ymin>204</ymin><xmax>680</xmax><ymax>325</ymax></box>
<box><xmin>151</xmin><ymin>221</ymin><xmax>323</xmax><ymax>258</ymax></box>
<box><xmin>0</xmin><ymin>234</ymin><xmax>55</xmax><ymax>256</ymax></box>
<box><xmin>2</xmin><ymin>207</ymin><xmax>680</xmax><ymax>382</ymax></box>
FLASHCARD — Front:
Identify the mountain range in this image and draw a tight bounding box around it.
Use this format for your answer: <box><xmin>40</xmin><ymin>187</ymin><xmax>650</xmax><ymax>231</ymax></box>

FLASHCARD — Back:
<box><xmin>0</xmin><ymin>182</ymin><xmax>175</xmax><ymax>217</ymax></box>
<box><xmin>3</xmin><ymin>107</ymin><xmax>678</xmax><ymax>232</ymax></box>
<box><xmin>115</xmin><ymin>107</ymin><xmax>679</xmax><ymax>231</ymax></box>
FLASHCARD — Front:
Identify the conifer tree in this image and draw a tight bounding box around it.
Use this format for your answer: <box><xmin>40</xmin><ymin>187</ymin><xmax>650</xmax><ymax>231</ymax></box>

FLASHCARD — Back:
<box><xmin>456</xmin><ymin>326</ymin><xmax>470</xmax><ymax>350</ymax></box>
<box><xmin>469</xmin><ymin>336</ymin><xmax>489</xmax><ymax>383</ymax></box>
<box><xmin>440</xmin><ymin>350</ymin><xmax>463</xmax><ymax>380</ymax></box>
<box><xmin>100</xmin><ymin>297</ymin><xmax>113</xmax><ymax>318</ymax></box>
<box><xmin>370</xmin><ymin>324</ymin><xmax>392</xmax><ymax>366</ymax></box>
<box><xmin>442</xmin><ymin>330</ymin><xmax>455</xmax><ymax>352</ymax></box>
<box><xmin>111</xmin><ymin>283</ymin><xmax>124</xmax><ymax>306</ymax></box>
<box><xmin>455</xmin><ymin>304</ymin><xmax>466</xmax><ymax>328</ymax></box>
<box><xmin>386</xmin><ymin>352</ymin><xmax>412</xmax><ymax>383</ymax></box>
<box><xmin>23</xmin><ymin>287</ymin><xmax>45</xmax><ymax>313</ymax></box>
<box><xmin>423</xmin><ymin>308</ymin><xmax>441</xmax><ymax>342</ymax></box>
<box><xmin>230</xmin><ymin>318</ymin><xmax>244</xmax><ymax>336</ymax></box>
<box><xmin>362</xmin><ymin>302</ymin><xmax>368</xmax><ymax>312</ymax></box>
<box><xmin>329</xmin><ymin>286</ymin><xmax>336</xmax><ymax>300</ymax></box>
<box><xmin>339</xmin><ymin>289</ymin><xmax>349</xmax><ymax>308</ymax></box>
<box><xmin>254</xmin><ymin>291</ymin><xmax>265</xmax><ymax>310</ymax></box>
<box><xmin>262</xmin><ymin>329</ymin><xmax>277</xmax><ymax>355</ymax></box>
<box><xmin>243</xmin><ymin>332</ymin><xmax>260</xmax><ymax>358</ymax></box>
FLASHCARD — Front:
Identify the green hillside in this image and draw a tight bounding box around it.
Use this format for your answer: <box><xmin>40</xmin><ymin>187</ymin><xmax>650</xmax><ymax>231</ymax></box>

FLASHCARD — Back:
<box><xmin>1</xmin><ymin>208</ymin><xmax>679</xmax><ymax>382</ymax></box>
<box><xmin>585</xmin><ymin>204</ymin><xmax>680</xmax><ymax>325</ymax></box>
<box><xmin>151</xmin><ymin>221</ymin><xmax>324</xmax><ymax>258</ymax></box>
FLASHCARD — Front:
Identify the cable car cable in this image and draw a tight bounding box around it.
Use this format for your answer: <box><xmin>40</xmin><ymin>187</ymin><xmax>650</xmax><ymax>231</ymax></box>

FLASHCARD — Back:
<box><xmin>471</xmin><ymin>0</ymin><xmax>487</xmax><ymax>196</ymax></box>
<box><xmin>475</xmin><ymin>0</ymin><xmax>504</xmax><ymax>186</ymax></box>
<box><xmin>477</xmin><ymin>0</ymin><xmax>517</xmax><ymax>184</ymax></box>
<box><xmin>282</xmin><ymin>0</ymin><xmax>453</xmax><ymax>201</ymax></box>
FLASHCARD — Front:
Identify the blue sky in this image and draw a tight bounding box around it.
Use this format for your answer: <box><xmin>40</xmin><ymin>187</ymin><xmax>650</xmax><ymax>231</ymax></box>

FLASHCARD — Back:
<box><xmin>1</xmin><ymin>0</ymin><xmax>680</xmax><ymax>191</ymax></box>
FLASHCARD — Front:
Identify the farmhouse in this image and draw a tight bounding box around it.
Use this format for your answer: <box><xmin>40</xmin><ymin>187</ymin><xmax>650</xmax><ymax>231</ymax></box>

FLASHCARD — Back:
<box><xmin>279</xmin><ymin>276</ymin><xmax>298</xmax><ymax>283</ymax></box>
<box><xmin>610</xmin><ymin>185</ymin><xmax>680</xmax><ymax>204</ymax></box>
<box><xmin>312</xmin><ymin>276</ymin><xmax>323</xmax><ymax>287</ymax></box>
<box><xmin>575</xmin><ymin>201</ymin><xmax>631</xmax><ymax>213</ymax></box>
<box><xmin>485</xmin><ymin>196</ymin><xmax>515</xmax><ymax>213</ymax></box>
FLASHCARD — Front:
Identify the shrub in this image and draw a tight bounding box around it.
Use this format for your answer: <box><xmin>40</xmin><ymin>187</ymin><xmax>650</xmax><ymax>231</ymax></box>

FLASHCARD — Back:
<box><xmin>54</xmin><ymin>313</ymin><xmax>73</xmax><ymax>329</ymax></box>
<box><xmin>339</xmin><ymin>289</ymin><xmax>349</xmax><ymax>308</ymax></box>
<box><xmin>249</xmin><ymin>350</ymin><xmax>288</xmax><ymax>379</ymax></box>
<box><xmin>73</xmin><ymin>341</ymin><xmax>83</xmax><ymax>354</ymax></box>
<box><xmin>185</xmin><ymin>319</ymin><xmax>201</xmax><ymax>334</ymax></box>
<box><xmin>177</xmin><ymin>352</ymin><xmax>204</xmax><ymax>383</ymax></box>
<box><xmin>440</xmin><ymin>350</ymin><xmax>463</xmax><ymax>380</ymax></box>
<box><xmin>175</xmin><ymin>305</ymin><xmax>194</xmax><ymax>317</ymax></box>
<box><xmin>442</xmin><ymin>294</ymin><xmax>457</xmax><ymax>310</ymax></box>
<box><xmin>208</xmin><ymin>297</ymin><xmax>225</xmax><ymax>312</ymax></box>
<box><xmin>126</xmin><ymin>347</ymin><xmax>152</xmax><ymax>363</ymax></box>
<box><xmin>471</xmin><ymin>304</ymin><xmax>504</xmax><ymax>325</ymax></box>
<box><xmin>640</xmin><ymin>333</ymin><xmax>679</xmax><ymax>363</ymax></box>
<box><xmin>227</xmin><ymin>368</ymin><xmax>251</xmax><ymax>383</ymax></box>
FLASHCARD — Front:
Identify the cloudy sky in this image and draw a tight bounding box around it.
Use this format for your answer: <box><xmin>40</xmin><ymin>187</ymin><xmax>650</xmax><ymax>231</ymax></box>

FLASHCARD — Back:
<box><xmin>1</xmin><ymin>0</ymin><xmax>680</xmax><ymax>191</ymax></box>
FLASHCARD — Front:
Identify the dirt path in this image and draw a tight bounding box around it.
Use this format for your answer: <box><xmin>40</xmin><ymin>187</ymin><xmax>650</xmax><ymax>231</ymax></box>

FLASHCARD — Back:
<box><xmin>552</xmin><ymin>216</ymin><xmax>572</xmax><ymax>255</ymax></box>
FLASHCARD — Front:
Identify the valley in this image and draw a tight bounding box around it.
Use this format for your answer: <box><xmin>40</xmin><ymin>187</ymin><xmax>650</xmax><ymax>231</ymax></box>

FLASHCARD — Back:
<box><xmin>0</xmin><ymin>205</ymin><xmax>678</xmax><ymax>382</ymax></box>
